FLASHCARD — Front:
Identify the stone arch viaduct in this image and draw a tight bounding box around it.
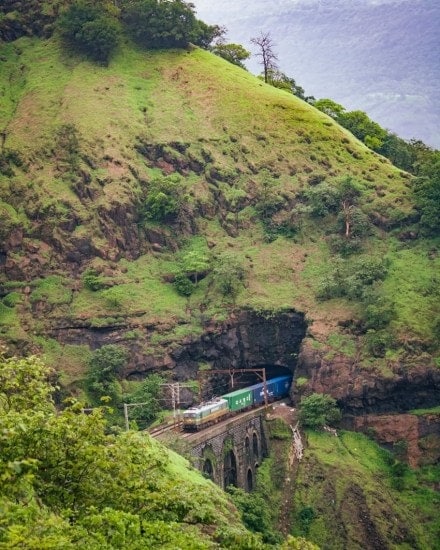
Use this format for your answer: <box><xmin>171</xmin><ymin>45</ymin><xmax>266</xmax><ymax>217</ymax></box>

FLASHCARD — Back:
<box><xmin>182</xmin><ymin>408</ymin><xmax>268</xmax><ymax>491</ymax></box>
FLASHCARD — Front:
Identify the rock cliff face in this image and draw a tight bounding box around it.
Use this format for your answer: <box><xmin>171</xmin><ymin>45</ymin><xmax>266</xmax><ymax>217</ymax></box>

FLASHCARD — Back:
<box><xmin>348</xmin><ymin>413</ymin><xmax>440</xmax><ymax>468</ymax></box>
<box><xmin>296</xmin><ymin>338</ymin><xmax>440</xmax><ymax>415</ymax></box>
<box><xmin>51</xmin><ymin>308</ymin><xmax>307</xmax><ymax>380</ymax></box>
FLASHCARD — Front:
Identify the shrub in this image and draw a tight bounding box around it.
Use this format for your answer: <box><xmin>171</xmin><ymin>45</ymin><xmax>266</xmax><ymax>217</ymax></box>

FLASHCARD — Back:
<box><xmin>298</xmin><ymin>393</ymin><xmax>341</xmax><ymax>430</ymax></box>
<box><xmin>302</xmin><ymin>182</ymin><xmax>340</xmax><ymax>217</ymax></box>
<box><xmin>364</xmin><ymin>329</ymin><xmax>395</xmax><ymax>357</ymax></box>
<box><xmin>317</xmin><ymin>257</ymin><xmax>388</xmax><ymax>301</ymax></box>
<box><xmin>85</xmin><ymin>344</ymin><xmax>127</xmax><ymax>405</ymax></box>
<box><xmin>58</xmin><ymin>2</ymin><xmax>120</xmax><ymax>63</ymax></box>
<box><xmin>121</xmin><ymin>0</ymin><xmax>219</xmax><ymax>49</ymax></box>
<box><xmin>2</xmin><ymin>292</ymin><xmax>22</xmax><ymax>308</ymax></box>
<box><xmin>212</xmin><ymin>253</ymin><xmax>246</xmax><ymax>299</ymax></box>
<box><xmin>143</xmin><ymin>175</ymin><xmax>183</xmax><ymax>221</ymax></box>
<box><xmin>82</xmin><ymin>268</ymin><xmax>105</xmax><ymax>291</ymax></box>
<box><xmin>173</xmin><ymin>273</ymin><xmax>194</xmax><ymax>296</ymax></box>
<box><xmin>124</xmin><ymin>373</ymin><xmax>165</xmax><ymax>428</ymax></box>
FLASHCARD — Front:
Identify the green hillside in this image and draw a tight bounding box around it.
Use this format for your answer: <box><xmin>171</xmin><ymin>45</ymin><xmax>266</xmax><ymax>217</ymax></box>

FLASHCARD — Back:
<box><xmin>1</xmin><ymin>6</ymin><xmax>440</xmax><ymax>549</ymax></box>
<box><xmin>1</xmin><ymin>36</ymin><xmax>438</xmax><ymax>383</ymax></box>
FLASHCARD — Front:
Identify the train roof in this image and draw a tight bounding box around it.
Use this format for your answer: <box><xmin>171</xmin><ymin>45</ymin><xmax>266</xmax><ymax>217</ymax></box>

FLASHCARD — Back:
<box><xmin>183</xmin><ymin>398</ymin><xmax>228</xmax><ymax>414</ymax></box>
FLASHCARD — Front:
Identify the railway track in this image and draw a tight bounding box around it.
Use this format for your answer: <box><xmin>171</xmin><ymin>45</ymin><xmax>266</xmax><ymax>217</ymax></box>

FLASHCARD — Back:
<box><xmin>148</xmin><ymin>421</ymin><xmax>183</xmax><ymax>438</ymax></box>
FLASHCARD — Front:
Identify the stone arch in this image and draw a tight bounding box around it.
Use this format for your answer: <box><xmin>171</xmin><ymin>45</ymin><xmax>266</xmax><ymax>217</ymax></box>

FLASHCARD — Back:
<box><xmin>252</xmin><ymin>432</ymin><xmax>260</xmax><ymax>458</ymax></box>
<box><xmin>222</xmin><ymin>435</ymin><xmax>238</xmax><ymax>489</ymax></box>
<box><xmin>201</xmin><ymin>444</ymin><xmax>217</xmax><ymax>484</ymax></box>
<box><xmin>203</xmin><ymin>458</ymin><xmax>214</xmax><ymax>481</ymax></box>
<box><xmin>246</xmin><ymin>468</ymin><xmax>253</xmax><ymax>492</ymax></box>
<box><xmin>245</xmin><ymin>435</ymin><xmax>251</xmax><ymax>462</ymax></box>
<box><xmin>223</xmin><ymin>449</ymin><xmax>238</xmax><ymax>488</ymax></box>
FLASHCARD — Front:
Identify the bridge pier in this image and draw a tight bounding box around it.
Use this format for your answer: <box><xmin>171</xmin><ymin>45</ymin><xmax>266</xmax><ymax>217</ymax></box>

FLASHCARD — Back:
<box><xmin>185</xmin><ymin>409</ymin><xmax>268</xmax><ymax>491</ymax></box>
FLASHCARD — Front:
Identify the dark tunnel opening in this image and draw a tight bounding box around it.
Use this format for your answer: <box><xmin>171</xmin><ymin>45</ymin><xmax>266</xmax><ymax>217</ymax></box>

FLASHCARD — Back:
<box><xmin>205</xmin><ymin>364</ymin><xmax>294</xmax><ymax>401</ymax></box>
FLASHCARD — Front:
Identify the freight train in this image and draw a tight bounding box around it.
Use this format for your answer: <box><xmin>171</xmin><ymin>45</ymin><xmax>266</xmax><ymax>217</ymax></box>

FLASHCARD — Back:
<box><xmin>182</xmin><ymin>375</ymin><xmax>292</xmax><ymax>431</ymax></box>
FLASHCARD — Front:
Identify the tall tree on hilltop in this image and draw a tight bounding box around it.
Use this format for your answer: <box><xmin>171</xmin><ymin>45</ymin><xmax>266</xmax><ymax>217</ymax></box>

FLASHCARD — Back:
<box><xmin>251</xmin><ymin>31</ymin><xmax>278</xmax><ymax>83</ymax></box>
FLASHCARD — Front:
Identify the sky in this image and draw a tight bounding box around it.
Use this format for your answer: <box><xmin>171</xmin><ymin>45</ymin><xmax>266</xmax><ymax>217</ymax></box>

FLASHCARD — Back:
<box><xmin>193</xmin><ymin>0</ymin><xmax>440</xmax><ymax>147</ymax></box>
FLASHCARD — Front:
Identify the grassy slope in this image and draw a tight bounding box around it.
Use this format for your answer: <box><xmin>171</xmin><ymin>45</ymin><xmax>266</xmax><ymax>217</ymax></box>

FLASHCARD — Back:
<box><xmin>292</xmin><ymin>431</ymin><xmax>440</xmax><ymax>550</ymax></box>
<box><xmin>0</xmin><ymin>36</ymin><xmax>438</xmax><ymax>376</ymax></box>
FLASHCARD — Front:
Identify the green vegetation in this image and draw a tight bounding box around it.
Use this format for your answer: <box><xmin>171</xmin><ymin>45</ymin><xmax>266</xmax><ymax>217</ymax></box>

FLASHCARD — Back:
<box><xmin>58</xmin><ymin>2</ymin><xmax>121</xmax><ymax>64</ymax></box>
<box><xmin>124</xmin><ymin>373</ymin><xmax>165</xmax><ymax>429</ymax></box>
<box><xmin>0</xmin><ymin>352</ymin><xmax>259</xmax><ymax>548</ymax></box>
<box><xmin>293</xmin><ymin>431</ymin><xmax>440</xmax><ymax>549</ymax></box>
<box><xmin>121</xmin><ymin>0</ymin><xmax>221</xmax><ymax>49</ymax></box>
<box><xmin>298</xmin><ymin>393</ymin><xmax>341</xmax><ymax>429</ymax></box>
<box><xmin>85</xmin><ymin>344</ymin><xmax>127</xmax><ymax>406</ymax></box>
<box><xmin>211</xmin><ymin>42</ymin><xmax>250</xmax><ymax>69</ymax></box>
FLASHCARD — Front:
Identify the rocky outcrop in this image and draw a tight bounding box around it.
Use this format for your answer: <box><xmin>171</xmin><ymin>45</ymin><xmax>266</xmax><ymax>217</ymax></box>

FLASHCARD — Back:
<box><xmin>296</xmin><ymin>338</ymin><xmax>440</xmax><ymax>415</ymax></box>
<box><xmin>49</xmin><ymin>308</ymin><xmax>307</xmax><ymax>383</ymax></box>
<box><xmin>347</xmin><ymin>412</ymin><xmax>440</xmax><ymax>467</ymax></box>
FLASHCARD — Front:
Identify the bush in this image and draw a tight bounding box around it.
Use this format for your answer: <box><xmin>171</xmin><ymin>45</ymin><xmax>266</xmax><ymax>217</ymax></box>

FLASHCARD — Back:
<box><xmin>82</xmin><ymin>268</ymin><xmax>105</xmax><ymax>291</ymax></box>
<box><xmin>213</xmin><ymin>253</ymin><xmax>246</xmax><ymax>299</ymax></box>
<box><xmin>364</xmin><ymin>329</ymin><xmax>395</xmax><ymax>357</ymax></box>
<box><xmin>58</xmin><ymin>2</ymin><xmax>120</xmax><ymax>63</ymax></box>
<box><xmin>298</xmin><ymin>393</ymin><xmax>341</xmax><ymax>430</ymax></box>
<box><xmin>173</xmin><ymin>273</ymin><xmax>194</xmax><ymax>296</ymax></box>
<box><xmin>2</xmin><ymin>292</ymin><xmax>22</xmax><ymax>308</ymax></box>
<box><xmin>302</xmin><ymin>182</ymin><xmax>340</xmax><ymax>217</ymax></box>
<box><xmin>124</xmin><ymin>374</ymin><xmax>165</xmax><ymax>428</ymax></box>
<box><xmin>85</xmin><ymin>345</ymin><xmax>127</xmax><ymax>405</ymax></box>
<box><xmin>317</xmin><ymin>257</ymin><xmax>388</xmax><ymax>301</ymax></box>
<box><xmin>143</xmin><ymin>175</ymin><xmax>183</xmax><ymax>221</ymax></box>
<box><xmin>121</xmin><ymin>0</ymin><xmax>220</xmax><ymax>49</ymax></box>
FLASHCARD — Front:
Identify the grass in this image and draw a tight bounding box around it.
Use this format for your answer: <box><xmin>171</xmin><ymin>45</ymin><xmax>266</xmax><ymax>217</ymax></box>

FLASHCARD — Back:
<box><xmin>409</xmin><ymin>405</ymin><xmax>440</xmax><ymax>416</ymax></box>
<box><xmin>293</xmin><ymin>431</ymin><xmax>440</xmax><ymax>549</ymax></box>
<box><xmin>30</xmin><ymin>275</ymin><xmax>72</xmax><ymax>305</ymax></box>
<box><xmin>0</xmin><ymin>33</ymin><xmax>436</xmax><ymax>371</ymax></box>
<box><xmin>33</xmin><ymin>337</ymin><xmax>92</xmax><ymax>385</ymax></box>
<box><xmin>383</xmin><ymin>240</ymin><xmax>440</xmax><ymax>343</ymax></box>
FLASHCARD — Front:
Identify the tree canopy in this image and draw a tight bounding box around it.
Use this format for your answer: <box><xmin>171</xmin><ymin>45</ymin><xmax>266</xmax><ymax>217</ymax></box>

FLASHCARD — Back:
<box><xmin>121</xmin><ymin>0</ymin><xmax>221</xmax><ymax>49</ymax></box>
<box><xmin>58</xmin><ymin>2</ymin><xmax>121</xmax><ymax>63</ymax></box>
<box><xmin>0</xmin><ymin>351</ymin><xmax>259</xmax><ymax>548</ymax></box>
<box><xmin>298</xmin><ymin>393</ymin><xmax>341</xmax><ymax>430</ymax></box>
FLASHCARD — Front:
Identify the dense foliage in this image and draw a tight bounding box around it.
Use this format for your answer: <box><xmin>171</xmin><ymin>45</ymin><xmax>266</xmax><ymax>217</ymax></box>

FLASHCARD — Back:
<box><xmin>0</xmin><ymin>352</ymin><xmax>263</xmax><ymax>548</ymax></box>
<box><xmin>85</xmin><ymin>344</ymin><xmax>127</xmax><ymax>406</ymax></box>
<box><xmin>58</xmin><ymin>3</ymin><xmax>121</xmax><ymax>63</ymax></box>
<box><xmin>211</xmin><ymin>42</ymin><xmax>250</xmax><ymax>69</ymax></box>
<box><xmin>298</xmin><ymin>393</ymin><xmax>341</xmax><ymax>429</ymax></box>
<box><xmin>121</xmin><ymin>0</ymin><xmax>221</xmax><ymax>49</ymax></box>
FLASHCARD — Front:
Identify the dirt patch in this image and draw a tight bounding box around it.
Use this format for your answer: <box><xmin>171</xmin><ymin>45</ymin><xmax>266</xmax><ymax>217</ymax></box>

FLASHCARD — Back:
<box><xmin>340</xmin><ymin>483</ymin><xmax>389</xmax><ymax>550</ymax></box>
<box><xmin>267</xmin><ymin>403</ymin><xmax>300</xmax><ymax>536</ymax></box>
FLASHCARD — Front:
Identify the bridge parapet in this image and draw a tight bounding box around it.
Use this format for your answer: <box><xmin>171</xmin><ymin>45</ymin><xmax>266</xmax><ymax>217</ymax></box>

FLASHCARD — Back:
<box><xmin>183</xmin><ymin>408</ymin><xmax>268</xmax><ymax>490</ymax></box>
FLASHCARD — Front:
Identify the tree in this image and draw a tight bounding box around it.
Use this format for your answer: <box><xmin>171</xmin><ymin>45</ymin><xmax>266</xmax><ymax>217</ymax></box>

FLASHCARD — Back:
<box><xmin>213</xmin><ymin>253</ymin><xmax>246</xmax><ymax>300</ymax></box>
<box><xmin>143</xmin><ymin>174</ymin><xmax>184</xmax><ymax>221</ymax></box>
<box><xmin>58</xmin><ymin>2</ymin><xmax>121</xmax><ymax>64</ymax></box>
<box><xmin>256</xmin><ymin>169</ymin><xmax>283</xmax><ymax>220</ymax></box>
<box><xmin>314</xmin><ymin>100</ymin><xmax>386</xmax><ymax>151</ymax></box>
<box><xmin>338</xmin><ymin>176</ymin><xmax>363</xmax><ymax>238</ymax></box>
<box><xmin>339</xmin><ymin>110</ymin><xmax>386</xmax><ymax>151</ymax></box>
<box><xmin>264</xmin><ymin>69</ymin><xmax>314</xmax><ymax>102</ymax></box>
<box><xmin>413</xmin><ymin>152</ymin><xmax>440</xmax><ymax>235</ymax></box>
<box><xmin>86</xmin><ymin>344</ymin><xmax>127</xmax><ymax>406</ymax></box>
<box><xmin>211</xmin><ymin>42</ymin><xmax>250</xmax><ymax>69</ymax></box>
<box><xmin>181</xmin><ymin>249</ymin><xmax>210</xmax><ymax>284</ymax></box>
<box><xmin>121</xmin><ymin>0</ymin><xmax>219</xmax><ymax>49</ymax></box>
<box><xmin>298</xmin><ymin>393</ymin><xmax>341</xmax><ymax>429</ymax></box>
<box><xmin>313</xmin><ymin>98</ymin><xmax>346</xmax><ymax>119</ymax></box>
<box><xmin>125</xmin><ymin>373</ymin><xmax>165</xmax><ymax>428</ymax></box>
<box><xmin>251</xmin><ymin>31</ymin><xmax>278</xmax><ymax>83</ymax></box>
